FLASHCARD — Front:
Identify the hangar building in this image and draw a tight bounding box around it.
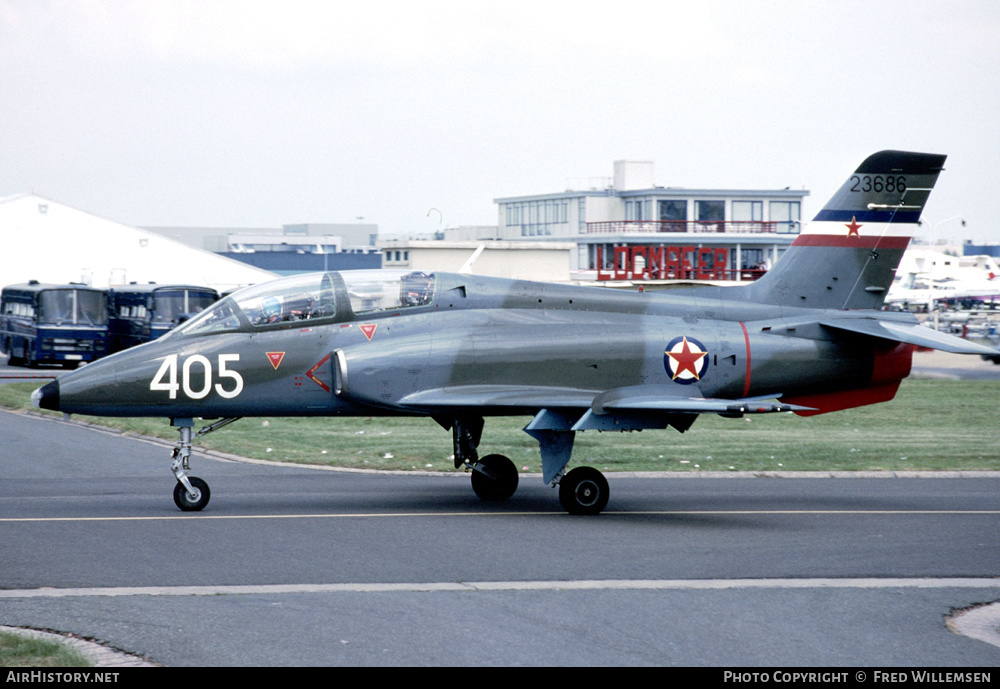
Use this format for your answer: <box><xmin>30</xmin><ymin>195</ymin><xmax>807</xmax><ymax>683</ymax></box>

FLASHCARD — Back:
<box><xmin>0</xmin><ymin>193</ymin><xmax>275</xmax><ymax>291</ymax></box>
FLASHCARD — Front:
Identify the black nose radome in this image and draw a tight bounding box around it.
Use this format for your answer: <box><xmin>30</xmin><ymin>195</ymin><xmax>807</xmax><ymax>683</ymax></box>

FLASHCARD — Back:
<box><xmin>32</xmin><ymin>380</ymin><xmax>60</xmax><ymax>411</ymax></box>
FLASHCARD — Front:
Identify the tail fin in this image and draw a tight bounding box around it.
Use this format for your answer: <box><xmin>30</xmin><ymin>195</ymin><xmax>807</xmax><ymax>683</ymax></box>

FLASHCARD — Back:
<box><xmin>747</xmin><ymin>150</ymin><xmax>947</xmax><ymax>310</ymax></box>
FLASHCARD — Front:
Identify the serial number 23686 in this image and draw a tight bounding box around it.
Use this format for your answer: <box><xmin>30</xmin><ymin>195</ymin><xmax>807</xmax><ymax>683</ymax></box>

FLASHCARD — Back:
<box><xmin>850</xmin><ymin>175</ymin><xmax>907</xmax><ymax>193</ymax></box>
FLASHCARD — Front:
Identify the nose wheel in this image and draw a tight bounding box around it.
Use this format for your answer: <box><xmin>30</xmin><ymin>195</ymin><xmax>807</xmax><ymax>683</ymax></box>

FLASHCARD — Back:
<box><xmin>173</xmin><ymin>476</ymin><xmax>211</xmax><ymax>511</ymax></box>
<box><xmin>170</xmin><ymin>422</ymin><xmax>212</xmax><ymax>512</ymax></box>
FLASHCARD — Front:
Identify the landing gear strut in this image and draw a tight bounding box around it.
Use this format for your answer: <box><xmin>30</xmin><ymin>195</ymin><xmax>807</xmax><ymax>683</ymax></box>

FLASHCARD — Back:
<box><xmin>440</xmin><ymin>416</ymin><xmax>520</xmax><ymax>504</ymax></box>
<box><xmin>169</xmin><ymin>417</ymin><xmax>240</xmax><ymax>511</ymax></box>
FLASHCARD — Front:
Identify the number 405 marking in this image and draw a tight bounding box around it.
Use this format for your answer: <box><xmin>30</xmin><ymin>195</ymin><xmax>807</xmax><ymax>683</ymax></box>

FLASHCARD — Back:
<box><xmin>150</xmin><ymin>354</ymin><xmax>244</xmax><ymax>400</ymax></box>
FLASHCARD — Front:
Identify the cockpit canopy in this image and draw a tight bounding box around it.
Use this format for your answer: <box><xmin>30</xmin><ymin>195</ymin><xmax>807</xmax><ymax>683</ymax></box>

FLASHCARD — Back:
<box><xmin>173</xmin><ymin>270</ymin><xmax>436</xmax><ymax>337</ymax></box>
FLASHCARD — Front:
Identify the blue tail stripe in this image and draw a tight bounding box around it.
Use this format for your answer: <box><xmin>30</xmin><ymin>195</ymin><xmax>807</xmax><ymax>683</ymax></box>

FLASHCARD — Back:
<box><xmin>812</xmin><ymin>209</ymin><xmax>922</xmax><ymax>224</ymax></box>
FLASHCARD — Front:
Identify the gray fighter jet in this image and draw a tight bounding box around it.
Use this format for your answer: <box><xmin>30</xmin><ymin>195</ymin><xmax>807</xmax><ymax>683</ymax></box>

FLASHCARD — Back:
<box><xmin>32</xmin><ymin>151</ymin><xmax>997</xmax><ymax>514</ymax></box>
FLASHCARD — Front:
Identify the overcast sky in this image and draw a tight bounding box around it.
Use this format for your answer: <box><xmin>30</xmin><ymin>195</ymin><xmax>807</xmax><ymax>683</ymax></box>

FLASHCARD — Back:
<box><xmin>2</xmin><ymin>0</ymin><xmax>998</xmax><ymax>242</ymax></box>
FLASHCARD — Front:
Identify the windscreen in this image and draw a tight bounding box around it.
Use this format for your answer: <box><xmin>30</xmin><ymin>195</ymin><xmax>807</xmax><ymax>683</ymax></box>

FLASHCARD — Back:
<box><xmin>173</xmin><ymin>271</ymin><xmax>436</xmax><ymax>336</ymax></box>
<box><xmin>37</xmin><ymin>289</ymin><xmax>108</xmax><ymax>326</ymax></box>
<box><xmin>152</xmin><ymin>290</ymin><xmax>218</xmax><ymax>323</ymax></box>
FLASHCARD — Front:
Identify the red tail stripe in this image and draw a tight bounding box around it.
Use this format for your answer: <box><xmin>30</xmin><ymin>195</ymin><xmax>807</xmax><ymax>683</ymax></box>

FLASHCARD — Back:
<box><xmin>791</xmin><ymin>235</ymin><xmax>910</xmax><ymax>249</ymax></box>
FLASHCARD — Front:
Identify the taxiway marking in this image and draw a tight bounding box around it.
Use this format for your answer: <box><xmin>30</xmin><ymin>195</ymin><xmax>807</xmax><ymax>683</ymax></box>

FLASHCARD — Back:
<box><xmin>2</xmin><ymin>577</ymin><xmax>1000</xmax><ymax>599</ymax></box>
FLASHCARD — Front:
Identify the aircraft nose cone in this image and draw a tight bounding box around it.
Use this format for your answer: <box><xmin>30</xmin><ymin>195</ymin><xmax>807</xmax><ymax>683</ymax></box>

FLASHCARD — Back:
<box><xmin>32</xmin><ymin>379</ymin><xmax>60</xmax><ymax>411</ymax></box>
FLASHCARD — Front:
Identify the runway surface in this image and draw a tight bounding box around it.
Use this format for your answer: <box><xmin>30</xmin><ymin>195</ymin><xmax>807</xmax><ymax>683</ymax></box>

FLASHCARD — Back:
<box><xmin>1</xmin><ymin>407</ymin><xmax>999</xmax><ymax>667</ymax></box>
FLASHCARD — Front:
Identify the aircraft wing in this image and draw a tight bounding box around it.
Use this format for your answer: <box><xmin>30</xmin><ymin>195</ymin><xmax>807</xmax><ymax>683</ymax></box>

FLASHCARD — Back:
<box><xmin>396</xmin><ymin>384</ymin><xmax>812</xmax><ymax>417</ymax></box>
<box><xmin>820</xmin><ymin>318</ymin><xmax>1000</xmax><ymax>355</ymax></box>
<box><xmin>591</xmin><ymin>386</ymin><xmax>814</xmax><ymax>415</ymax></box>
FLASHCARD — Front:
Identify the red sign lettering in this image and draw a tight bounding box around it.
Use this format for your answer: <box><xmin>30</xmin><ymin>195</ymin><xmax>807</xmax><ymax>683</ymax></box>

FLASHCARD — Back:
<box><xmin>596</xmin><ymin>246</ymin><xmax>729</xmax><ymax>281</ymax></box>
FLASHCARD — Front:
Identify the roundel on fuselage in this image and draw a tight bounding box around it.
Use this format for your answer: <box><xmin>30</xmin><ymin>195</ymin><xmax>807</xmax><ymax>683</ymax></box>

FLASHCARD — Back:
<box><xmin>664</xmin><ymin>336</ymin><xmax>709</xmax><ymax>384</ymax></box>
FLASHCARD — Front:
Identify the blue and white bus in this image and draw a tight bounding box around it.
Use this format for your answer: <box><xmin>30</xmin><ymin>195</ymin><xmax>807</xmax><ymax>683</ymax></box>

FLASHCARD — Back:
<box><xmin>1</xmin><ymin>282</ymin><xmax>109</xmax><ymax>367</ymax></box>
<box><xmin>107</xmin><ymin>284</ymin><xmax>219</xmax><ymax>353</ymax></box>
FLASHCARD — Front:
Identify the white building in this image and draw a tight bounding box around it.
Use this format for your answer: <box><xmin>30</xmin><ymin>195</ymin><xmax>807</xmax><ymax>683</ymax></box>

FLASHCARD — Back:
<box><xmin>497</xmin><ymin>160</ymin><xmax>807</xmax><ymax>282</ymax></box>
<box><xmin>383</xmin><ymin>161</ymin><xmax>810</xmax><ymax>285</ymax></box>
<box><xmin>0</xmin><ymin>193</ymin><xmax>275</xmax><ymax>291</ymax></box>
<box><xmin>382</xmin><ymin>240</ymin><xmax>578</xmax><ymax>281</ymax></box>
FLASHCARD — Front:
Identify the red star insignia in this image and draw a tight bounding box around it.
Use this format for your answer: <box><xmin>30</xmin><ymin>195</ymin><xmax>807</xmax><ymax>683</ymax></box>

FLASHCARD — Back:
<box><xmin>667</xmin><ymin>337</ymin><xmax>707</xmax><ymax>381</ymax></box>
<box><xmin>845</xmin><ymin>216</ymin><xmax>862</xmax><ymax>238</ymax></box>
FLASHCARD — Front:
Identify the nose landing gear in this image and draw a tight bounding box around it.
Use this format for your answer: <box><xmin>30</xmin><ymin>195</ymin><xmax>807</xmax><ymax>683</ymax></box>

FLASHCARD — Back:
<box><xmin>168</xmin><ymin>417</ymin><xmax>240</xmax><ymax>511</ymax></box>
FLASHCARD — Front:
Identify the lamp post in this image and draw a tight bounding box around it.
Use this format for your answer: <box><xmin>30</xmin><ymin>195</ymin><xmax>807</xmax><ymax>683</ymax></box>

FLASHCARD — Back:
<box><xmin>918</xmin><ymin>215</ymin><xmax>965</xmax><ymax>245</ymax></box>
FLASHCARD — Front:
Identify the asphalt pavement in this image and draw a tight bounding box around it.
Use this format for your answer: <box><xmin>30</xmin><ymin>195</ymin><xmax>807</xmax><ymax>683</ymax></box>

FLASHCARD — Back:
<box><xmin>1</xmin><ymin>349</ymin><xmax>999</xmax><ymax>667</ymax></box>
<box><xmin>2</xmin><ymin>407</ymin><xmax>1000</xmax><ymax>667</ymax></box>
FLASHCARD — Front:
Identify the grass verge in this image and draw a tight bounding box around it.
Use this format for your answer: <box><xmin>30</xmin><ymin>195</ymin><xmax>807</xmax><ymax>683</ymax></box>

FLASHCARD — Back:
<box><xmin>0</xmin><ymin>630</ymin><xmax>91</xmax><ymax>668</ymax></box>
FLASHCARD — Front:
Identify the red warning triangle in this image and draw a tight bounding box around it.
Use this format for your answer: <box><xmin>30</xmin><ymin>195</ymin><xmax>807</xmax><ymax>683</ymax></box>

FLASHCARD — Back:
<box><xmin>360</xmin><ymin>324</ymin><xmax>377</xmax><ymax>341</ymax></box>
<box><xmin>266</xmin><ymin>352</ymin><xmax>285</xmax><ymax>370</ymax></box>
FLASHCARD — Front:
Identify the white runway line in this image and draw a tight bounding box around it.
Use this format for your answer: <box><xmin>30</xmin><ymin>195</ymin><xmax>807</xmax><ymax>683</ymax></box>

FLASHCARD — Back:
<box><xmin>3</xmin><ymin>576</ymin><xmax>1000</xmax><ymax>598</ymax></box>
<box><xmin>4</xmin><ymin>579</ymin><xmax>1000</xmax><ymax>662</ymax></box>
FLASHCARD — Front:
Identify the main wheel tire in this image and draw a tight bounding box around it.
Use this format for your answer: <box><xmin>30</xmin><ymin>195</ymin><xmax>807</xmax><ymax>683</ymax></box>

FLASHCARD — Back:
<box><xmin>471</xmin><ymin>454</ymin><xmax>519</xmax><ymax>502</ymax></box>
<box><xmin>559</xmin><ymin>467</ymin><xmax>609</xmax><ymax>515</ymax></box>
<box><xmin>173</xmin><ymin>476</ymin><xmax>211</xmax><ymax>511</ymax></box>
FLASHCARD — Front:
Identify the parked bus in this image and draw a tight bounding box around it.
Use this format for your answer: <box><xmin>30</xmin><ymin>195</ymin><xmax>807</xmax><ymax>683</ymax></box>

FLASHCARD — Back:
<box><xmin>1</xmin><ymin>282</ymin><xmax>109</xmax><ymax>367</ymax></box>
<box><xmin>108</xmin><ymin>284</ymin><xmax>219</xmax><ymax>353</ymax></box>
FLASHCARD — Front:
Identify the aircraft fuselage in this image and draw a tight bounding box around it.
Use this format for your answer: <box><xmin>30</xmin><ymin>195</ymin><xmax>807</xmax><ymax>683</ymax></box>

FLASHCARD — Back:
<box><xmin>41</xmin><ymin>271</ymin><xmax>909</xmax><ymax>420</ymax></box>
<box><xmin>33</xmin><ymin>151</ymin><xmax>987</xmax><ymax>514</ymax></box>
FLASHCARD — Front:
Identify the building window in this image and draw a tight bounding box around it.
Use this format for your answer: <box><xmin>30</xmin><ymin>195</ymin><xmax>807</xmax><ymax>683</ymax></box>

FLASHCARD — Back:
<box><xmin>626</xmin><ymin>200</ymin><xmax>653</xmax><ymax>221</ymax></box>
<box><xmin>732</xmin><ymin>201</ymin><xmax>762</xmax><ymax>222</ymax></box>
<box><xmin>658</xmin><ymin>200</ymin><xmax>686</xmax><ymax>222</ymax></box>
<box><xmin>507</xmin><ymin>199</ymin><xmax>569</xmax><ymax>236</ymax></box>
<box><xmin>769</xmin><ymin>201</ymin><xmax>801</xmax><ymax>234</ymax></box>
<box><xmin>696</xmin><ymin>200</ymin><xmax>725</xmax><ymax>231</ymax></box>
<box><xmin>695</xmin><ymin>200</ymin><xmax>725</xmax><ymax>222</ymax></box>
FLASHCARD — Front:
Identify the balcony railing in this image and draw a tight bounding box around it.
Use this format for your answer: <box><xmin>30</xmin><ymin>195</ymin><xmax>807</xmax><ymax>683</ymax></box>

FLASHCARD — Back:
<box><xmin>585</xmin><ymin>220</ymin><xmax>778</xmax><ymax>235</ymax></box>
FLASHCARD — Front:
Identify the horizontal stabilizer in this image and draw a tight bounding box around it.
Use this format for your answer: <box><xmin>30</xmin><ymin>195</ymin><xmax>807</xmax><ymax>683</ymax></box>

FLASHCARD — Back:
<box><xmin>820</xmin><ymin>318</ymin><xmax>1000</xmax><ymax>355</ymax></box>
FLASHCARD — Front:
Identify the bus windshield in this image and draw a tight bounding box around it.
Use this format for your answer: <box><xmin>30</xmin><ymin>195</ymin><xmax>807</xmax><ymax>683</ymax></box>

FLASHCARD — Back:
<box><xmin>37</xmin><ymin>289</ymin><xmax>108</xmax><ymax>326</ymax></box>
<box><xmin>152</xmin><ymin>290</ymin><xmax>218</xmax><ymax>324</ymax></box>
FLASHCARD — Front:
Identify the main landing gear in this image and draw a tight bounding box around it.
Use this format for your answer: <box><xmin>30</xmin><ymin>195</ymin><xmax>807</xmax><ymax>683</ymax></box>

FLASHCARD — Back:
<box><xmin>558</xmin><ymin>466</ymin><xmax>610</xmax><ymax>516</ymax></box>
<box><xmin>169</xmin><ymin>417</ymin><xmax>240</xmax><ymax>511</ymax></box>
<box><xmin>447</xmin><ymin>417</ymin><xmax>519</xmax><ymax>503</ymax></box>
<box><xmin>445</xmin><ymin>416</ymin><xmax>609</xmax><ymax>515</ymax></box>
<box><xmin>471</xmin><ymin>454</ymin><xmax>519</xmax><ymax>502</ymax></box>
